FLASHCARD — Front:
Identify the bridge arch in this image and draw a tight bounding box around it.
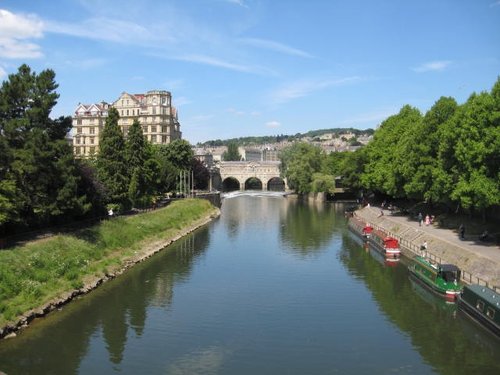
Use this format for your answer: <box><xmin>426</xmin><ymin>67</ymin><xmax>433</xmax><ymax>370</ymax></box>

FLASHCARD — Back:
<box><xmin>267</xmin><ymin>177</ymin><xmax>286</xmax><ymax>192</ymax></box>
<box><xmin>244</xmin><ymin>177</ymin><xmax>263</xmax><ymax>190</ymax></box>
<box><xmin>222</xmin><ymin>177</ymin><xmax>240</xmax><ymax>192</ymax></box>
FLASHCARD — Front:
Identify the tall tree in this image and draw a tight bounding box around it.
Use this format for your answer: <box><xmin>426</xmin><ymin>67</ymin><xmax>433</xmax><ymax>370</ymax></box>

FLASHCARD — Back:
<box><xmin>280</xmin><ymin>142</ymin><xmax>323</xmax><ymax>194</ymax></box>
<box><xmin>96</xmin><ymin>107</ymin><xmax>130</xmax><ymax>209</ymax></box>
<box><xmin>362</xmin><ymin>105</ymin><xmax>422</xmax><ymax>198</ymax></box>
<box><xmin>125</xmin><ymin>119</ymin><xmax>149</xmax><ymax>206</ymax></box>
<box><xmin>222</xmin><ymin>142</ymin><xmax>241</xmax><ymax>161</ymax></box>
<box><xmin>0</xmin><ymin>64</ymin><xmax>93</xmax><ymax>231</ymax></box>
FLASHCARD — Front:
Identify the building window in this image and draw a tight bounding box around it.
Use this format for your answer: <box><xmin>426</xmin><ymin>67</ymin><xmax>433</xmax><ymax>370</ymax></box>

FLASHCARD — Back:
<box><xmin>77</xmin><ymin>127</ymin><xmax>82</xmax><ymax>134</ymax></box>
<box><xmin>151</xmin><ymin>125</ymin><xmax>157</xmax><ymax>133</ymax></box>
<box><xmin>142</xmin><ymin>126</ymin><xmax>147</xmax><ymax>133</ymax></box>
<box><xmin>476</xmin><ymin>300</ymin><xmax>485</xmax><ymax>312</ymax></box>
<box><xmin>90</xmin><ymin>127</ymin><xmax>95</xmax><ymax>135</ymax></box>
<box><xmin>151</xmin><ymin>135</ymin><xmax>157</xmax><ymax>143</ymax></box>
<box><xmin>77</xmin><ymin>118</ymin><xmax>82</xmax><ymax>125</ymax></box>
<box><xmin>162</xmin><ymin>135</ymin><xmax>167</xmax><ymax>143</ymax></box>
<box><xmin>127</xmin><ymin>109</ymin><xmax>129</xmax><ymax>116</ymax></box>
<box><xmin>89</xmin><ymin>118</ymin><xmax>94</xmax><ymax>123</ymax></box>
<box><xmin>89</xmin><ymin>146</ymin><xmax>95</xmax><ymax>154</ymax></box>
<box><xmin>76</xmin><ymin>137</ymin><xmax>81</xmax><ymax>144</ymax></box>
<box><xmin>90</xmin><ymin>138</ymin><xmax>94</xmax><ymax>144</ymax></box>
<box><xmin>152</xmin><ymin>107</ymin><xmax>156</xmax><ymax>115</ymax></box>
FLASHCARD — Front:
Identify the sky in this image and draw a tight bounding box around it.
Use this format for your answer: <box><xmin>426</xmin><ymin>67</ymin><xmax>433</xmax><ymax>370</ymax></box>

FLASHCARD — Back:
<box><xmin>0</xmin><ymin>0</ymin><xmax>499</xmax><ymax>144</ymax></box>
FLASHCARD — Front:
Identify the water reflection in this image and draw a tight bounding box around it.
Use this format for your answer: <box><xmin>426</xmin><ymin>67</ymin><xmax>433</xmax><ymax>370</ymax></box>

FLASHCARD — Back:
<box><xmin>279</xmin><ymin>201</ymin><xmax>341</xmax><ymax>257</ymax></box>
<box><xmin>341</xmin><ymin>232</ymin><xmax>500</xmax><ymax>374</ymax></box>
<box><xmin>0</xmin><ymin>226</ymin><xmax>211</xmax><ymax>375</ymax></box>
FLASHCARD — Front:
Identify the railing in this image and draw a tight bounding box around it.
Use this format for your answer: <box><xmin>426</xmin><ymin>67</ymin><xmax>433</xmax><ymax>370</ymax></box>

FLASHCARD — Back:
<box><xmin>349</xmin><ymin>215</ymin><xmax>500</xmax><ymax>293</ymax></box>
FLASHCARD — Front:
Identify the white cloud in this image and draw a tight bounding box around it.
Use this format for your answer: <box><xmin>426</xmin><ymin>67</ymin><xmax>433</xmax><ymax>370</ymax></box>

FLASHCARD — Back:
<box><xmin>240</xmin><ymin>38</ymin><xmax>313</xmax><ymax>58</ymax></box>
<box><xmin>270</xmin><ymin>76</ymin><xmax>361</xmax><ymax>104</ymax></box>
<box><xmin>173</xmin><ymin>54</ymin><xmax>274</xmax><ymax>75</ymax></box>
<box><xmin>412</xmin><ymin>60</ymin><xmax>452</xmax><ymax>73</ymax></box>
<box><xmin>63</xmin><ymin>58</ymin><xmax>108</xmax><ymax>69</ymax></box>
<box><xmin>0</xmin><ymin>9</ymin><xmax>44</xmax><ymax>59</ymax></box>
<box><xmin>224</xmin><ymin>0</ymin><xmax>249</xmax><ymax>8</ymax></box>
<box><xmin>227</xmin><ymin>108</ymin><xmax>245</xmax><ymax>116</ymax></box>
<box><xmin>266</xmin><ymin>120</ymin><xmax>281</xmax><ymax>128</ymax></box>
<box><xmin>0</xmin><ymin>66</ymin><xmax>6</xmax><ymax>80</ymax></box>
<box><xmin>45</xmin><ymin>17</ymin><xmax>172</xmax><ymax>46</ymax></box>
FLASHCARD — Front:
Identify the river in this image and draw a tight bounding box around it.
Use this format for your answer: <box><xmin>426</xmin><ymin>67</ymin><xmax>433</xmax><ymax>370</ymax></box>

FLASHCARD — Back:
<box><xmin>0</xmin><ymin>193</ymin><xmax>499</xmax><ymax>374</ymax></box>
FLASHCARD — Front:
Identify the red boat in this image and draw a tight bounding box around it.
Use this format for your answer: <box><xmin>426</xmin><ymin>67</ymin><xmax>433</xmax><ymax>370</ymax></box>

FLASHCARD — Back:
<box><xmin>368</xmin><ymin>229</ymin><xmax>401</xmax><ymax>259</ymax></box>
<box><xmin>362</xmin><ymin>224</ymin><xmax>373</xmax><ymax>239</ymax></box>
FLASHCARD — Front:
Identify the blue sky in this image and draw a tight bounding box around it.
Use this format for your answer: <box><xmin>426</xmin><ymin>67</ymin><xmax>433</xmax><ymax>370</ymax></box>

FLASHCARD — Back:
<box><xmin>1</xmin><ymin>0</ymin><xmax>499</xmax><ymax>144</ymax></box>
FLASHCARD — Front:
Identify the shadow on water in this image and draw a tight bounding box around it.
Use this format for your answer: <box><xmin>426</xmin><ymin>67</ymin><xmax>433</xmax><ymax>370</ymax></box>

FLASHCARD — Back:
<box><xmin>0</xmin><ymin>226</ymin><xmax>211</xmax><ymax>375</ymax></box>
<box><xmin>341</xmin><ymin>231</ymin><xmax>500</xmax><ymax>375</ymax></box>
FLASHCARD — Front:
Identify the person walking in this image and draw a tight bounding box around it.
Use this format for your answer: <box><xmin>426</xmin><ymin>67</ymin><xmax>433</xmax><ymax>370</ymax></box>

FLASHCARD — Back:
<box><xmin>459</xmin><ymin>224</ymin><xmax>465</xmax><ymax>239</ymax></box>
<box><xmin>418</xmin><ymin>212</ymin><xmax>423</xmax><ymax>227</ymax></box>
<box><xmin>425</xmin><ymin>214</ymin><xmax>430</xmax><ymax>226</ymax></box>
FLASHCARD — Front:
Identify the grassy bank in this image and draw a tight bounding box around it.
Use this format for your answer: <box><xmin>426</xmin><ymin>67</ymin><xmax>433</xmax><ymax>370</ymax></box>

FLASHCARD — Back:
<box><xmin>0</xmin><ymin>199</ymin><xmax>218</xmax><ymax>328</ymax></box>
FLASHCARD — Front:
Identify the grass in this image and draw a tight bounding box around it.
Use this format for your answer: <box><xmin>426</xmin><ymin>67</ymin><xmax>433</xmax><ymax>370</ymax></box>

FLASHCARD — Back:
<box><xmin>0</xmin><ymin>198</ymin><xmax>217</xmax><ymax>328</ymax></box>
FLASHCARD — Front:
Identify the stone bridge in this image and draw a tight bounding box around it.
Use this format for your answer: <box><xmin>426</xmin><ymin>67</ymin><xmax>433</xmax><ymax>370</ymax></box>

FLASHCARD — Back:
<box><xmin>216</xmin><ymin>161</ymin><xmax>287</xmax><ymax>191</ymax></box>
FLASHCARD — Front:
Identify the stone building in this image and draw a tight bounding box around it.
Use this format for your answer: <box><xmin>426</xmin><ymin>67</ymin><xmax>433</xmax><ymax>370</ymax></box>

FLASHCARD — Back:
<box><xmin>72</xmin><ymin>90</ymin><xmax>182</xmax><ymax>157</ymax></box>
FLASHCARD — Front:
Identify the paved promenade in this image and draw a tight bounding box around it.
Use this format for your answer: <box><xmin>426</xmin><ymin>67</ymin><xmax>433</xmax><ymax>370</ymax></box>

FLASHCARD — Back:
<box><xmin>355</xmin><ymin>206</ymin><xmax>500</xmax><ymax>288</ymax></box>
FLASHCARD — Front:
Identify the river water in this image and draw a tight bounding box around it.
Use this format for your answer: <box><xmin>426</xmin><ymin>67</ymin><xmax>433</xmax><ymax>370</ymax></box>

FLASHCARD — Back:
<box><xmin>0</xmin><ymin>193</ymin><xmax>499</xmax><ymax>374</ymax></box>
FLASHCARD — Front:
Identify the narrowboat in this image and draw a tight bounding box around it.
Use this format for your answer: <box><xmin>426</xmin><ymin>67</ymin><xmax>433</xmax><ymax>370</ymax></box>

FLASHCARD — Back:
<box><xmin>362</xmin><ymin>224</ymin><xmax>373</xmax><ymax>239</ymax></box>
<box><xmin>347</xmin><ymin>217</ymin><xmax>371</xmax><ymax>240</ymax></box>
<box><xmin>458</xmin><ymin>284</ymin><xmax>500</xmax><ymax>338</ymax></box>
<box><xmin>408</xmin><ymin>256</ymin><xmax>462</xmax><ymax>301</ymax></box>
<box><xmin>367</xmin><ymin>229</ymin><xmax>401</xmax><ymax>259</ymax></box>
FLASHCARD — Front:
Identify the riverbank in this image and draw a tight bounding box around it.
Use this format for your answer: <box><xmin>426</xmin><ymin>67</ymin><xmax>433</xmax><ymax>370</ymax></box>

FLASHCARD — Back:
<box><xmin>353</xmin><ymin>206</ymin><xmax>500</xmax><ymax>288</ymax></box>
<box><xmin>0</xmin><ymin>199</ymin><xmax>220</xmax><ymax>339</ymax></box>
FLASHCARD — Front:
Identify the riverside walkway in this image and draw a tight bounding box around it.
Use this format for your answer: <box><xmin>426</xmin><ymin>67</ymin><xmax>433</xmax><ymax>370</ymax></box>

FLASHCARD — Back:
<box><xmin>354</xmin><ymin>206</ymin><xmax>500</xmax><ymax>289</ymax></box>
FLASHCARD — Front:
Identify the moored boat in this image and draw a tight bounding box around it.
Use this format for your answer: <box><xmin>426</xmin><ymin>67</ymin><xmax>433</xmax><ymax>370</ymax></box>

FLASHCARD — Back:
<box><xmin>362</xmin><ymin>224</ymin><xmax>373</xmax><ymax>239</ymax></box>
<box><xmin>368</xmin><ymin>228</ymin><xmax>401</xmax><ymax>259</ymax></box>
<box><xmin>408</xmin><ymin>256</ymin><xmax>462</xmax><ymax>301</ymax></box>
<box><xmin>458</xmin><ymin>284</ymin><xmax>500</xmax><ymax>338</ymax></box>
<box><xmin>348</xmin><ymin>216</ymin><xmax>372</xmax><ymax>239</ymax></box>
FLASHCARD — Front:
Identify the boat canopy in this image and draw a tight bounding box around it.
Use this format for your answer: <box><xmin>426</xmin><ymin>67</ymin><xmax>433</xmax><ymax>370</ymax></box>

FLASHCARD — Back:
<box><xmin>439</xmin><ymin>264</ymin><xmax>461</xmax><ymax>282</ymax></box>
<box><xmin>362</xmin><ymin>225</ymin><xmax>373</xmax><ymax>233</ymax></box>
<box><xmin>383</xmin><ymin>237</ymin><xmax>399</xmax><ymax>249</ymax></box>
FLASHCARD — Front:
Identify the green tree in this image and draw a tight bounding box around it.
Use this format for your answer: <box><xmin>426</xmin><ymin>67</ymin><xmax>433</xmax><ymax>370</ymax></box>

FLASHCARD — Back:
<box><xmin>0</xmin><ymin>64</ymin><xmax>95</xmax><ymax>231</ymax></box>
<box><xmin>280</xmin><ymin>142</ymin><xmax>323</xmax><ymax>194</ymax></box>
<box><xmin>362</xmin><ymin>105</ymin><xmax>422</xmax><ymax>198</ymax></box>
<box><xmin>125</xmin><ymin>119</ymin><xmax>153</xmax><ymax>207</ymax></box>
<box><xmin>439</xmin><ymin>87</ymin><xmax>500</xmax><ymax>216</ymax></box>
<box><xmin>96</xmin><ymin>107</ymin><xmax>130</xmax><ymax>210</ymax></box>
<box><xmin>222</xmin><ymin>142</ymin><xmax>241</xmax><ymax>161</ymax></box>
<box><xmin>400</xmin><ymin>97</ymin><xmax>458</xmax><ymax>203</ymax></box>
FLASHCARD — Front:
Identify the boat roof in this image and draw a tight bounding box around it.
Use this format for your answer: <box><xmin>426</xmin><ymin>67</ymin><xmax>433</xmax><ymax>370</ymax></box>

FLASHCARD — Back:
<box><xmin>440</xmin><ymin>264</ymin><xmax>460</xmax><ymax>272</ymax></box>
<box><xmin>465</xmin><ymin>284</ymin><xmax>500</xmax><ymax>307</ymax></box>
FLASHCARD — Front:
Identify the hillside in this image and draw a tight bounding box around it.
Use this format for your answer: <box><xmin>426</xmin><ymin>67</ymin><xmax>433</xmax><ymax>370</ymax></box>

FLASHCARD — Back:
<box><xmin>197</xmin><ymin>127</ymin><xmax>374</xmax><ymax>147</ymax></box>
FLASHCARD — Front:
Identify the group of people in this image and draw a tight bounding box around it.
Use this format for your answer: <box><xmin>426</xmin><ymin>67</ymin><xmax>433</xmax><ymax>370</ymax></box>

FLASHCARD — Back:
<box><xmin>417</xmin><ymin>213</ymin><xmax>435</xmax><ymax>227</ymax></box>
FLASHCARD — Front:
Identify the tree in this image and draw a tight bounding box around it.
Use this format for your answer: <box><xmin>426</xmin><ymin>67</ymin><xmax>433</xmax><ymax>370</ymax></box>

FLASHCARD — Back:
<box><xmin>222</xmin><ymin>142</ymin><xmax>241</xmax><ymax>161</ymax></box>
<box><xmin>439</xmin><ymin>88</ymin><xmax>500</xmax><ymax>216</ymax></box>
<box><xmin>96</xmin><ymin>107</ymin><xmax>130</xmax><ymax>209</ymax></box>
<box><xmin>0</xmin><ymin>64</ymin><xmax>95</xmax><ymax>231</ymax></box>
<box><xmin>280</xmin><ymin>142</ymin><xmax>323</xmax><ymax>194</ymax></box>
<box><xmin>403</xmin><ymin>97</ymin><xmax>458</xmax><ymax>203</ymax></box>
<box><xmin>125</xmin><ymin>120</ymin><xmax>151</xmax><ymax>207</ymax></box>
<box><xmin>361</xmin><ymin>105</ymin><xmax>422</xmax><ymax>198</ymax></box>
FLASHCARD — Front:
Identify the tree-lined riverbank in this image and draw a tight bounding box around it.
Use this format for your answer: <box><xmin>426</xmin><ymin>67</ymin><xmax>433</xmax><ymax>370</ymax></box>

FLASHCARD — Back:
<box><xmin>0</xmin><ymin>199</ymin><xmax>219</xmax><ymax>338</ymax></box>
